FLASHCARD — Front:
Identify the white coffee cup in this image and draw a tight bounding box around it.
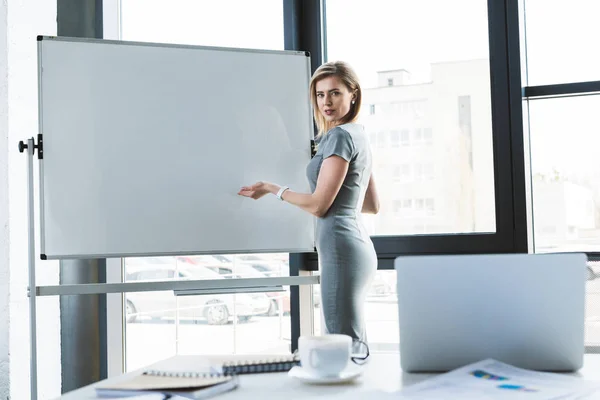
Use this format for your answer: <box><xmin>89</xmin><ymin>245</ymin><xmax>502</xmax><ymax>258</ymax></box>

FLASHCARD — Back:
<box><xmin>298</xmin><ymin>334</ymin><xmax>352</xmax><ymax>377</ymax></box>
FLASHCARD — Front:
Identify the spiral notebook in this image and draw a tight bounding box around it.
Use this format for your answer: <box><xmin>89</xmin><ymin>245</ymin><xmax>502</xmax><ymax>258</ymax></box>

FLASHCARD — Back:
<box><xmin>217</xmin><ymin>353</ymin><xmax>300</xmax><ymax>375</ymax></box>
<box><xmin>95</xmin><ymin>370</ymin><xmax>238</xmax><ymax>399</ymax></box>
<box><xmin>95</xmin><ymin>354</ymin><xmax>299</xmax><ymax>398</ymax></box>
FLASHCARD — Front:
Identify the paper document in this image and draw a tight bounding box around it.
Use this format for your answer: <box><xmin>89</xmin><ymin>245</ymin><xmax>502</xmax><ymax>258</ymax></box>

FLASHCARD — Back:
<box><xmin>398</xmin><ymin>359</ymin><xmax>600</xmax><ymax>399</ymax></box>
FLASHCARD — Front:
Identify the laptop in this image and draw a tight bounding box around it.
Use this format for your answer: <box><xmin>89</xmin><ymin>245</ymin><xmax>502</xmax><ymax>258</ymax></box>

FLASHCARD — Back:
<box><xmin>395</xmin><ymin>253</ymin><xmax>587</xmax><ymax>372</ymax></box>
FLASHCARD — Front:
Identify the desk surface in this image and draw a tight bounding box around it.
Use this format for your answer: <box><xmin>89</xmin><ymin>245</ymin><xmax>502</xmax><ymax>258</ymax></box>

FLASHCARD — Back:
<box><xmin>57</xmin><ymin>353</ymin><xmax>600</xmax><ymax>399</ymax></box>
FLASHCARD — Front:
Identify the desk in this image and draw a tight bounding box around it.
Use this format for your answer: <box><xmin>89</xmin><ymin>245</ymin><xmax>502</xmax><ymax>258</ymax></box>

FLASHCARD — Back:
<box><xmin>57</xmin><ymin>354</ymin><xmax>600</xmax><ymax>399</ymax></box>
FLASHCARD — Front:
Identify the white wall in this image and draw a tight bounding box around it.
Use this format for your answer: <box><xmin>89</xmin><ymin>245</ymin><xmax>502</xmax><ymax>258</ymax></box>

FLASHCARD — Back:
<box><xmin>2</xmin><ymin>0</ymin><xmax>61</xmax><ymax>399</ymax></box>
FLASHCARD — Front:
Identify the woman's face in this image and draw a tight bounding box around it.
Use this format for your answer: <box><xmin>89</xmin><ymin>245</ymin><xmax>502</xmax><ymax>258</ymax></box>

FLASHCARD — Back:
<box><xmin>315</xmin><ymin>76</ymin><xmax>354</xmax><ymax>126</ymax></box>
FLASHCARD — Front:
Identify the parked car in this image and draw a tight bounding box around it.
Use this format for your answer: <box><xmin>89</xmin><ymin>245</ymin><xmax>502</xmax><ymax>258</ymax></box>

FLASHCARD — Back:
<box><xmin>369</xmin><ymin>272</ymin><xmax>395</xmax><ymax>296</ymax></box>
<box><xmin>125</xmin><ymin>257</ymin><xmax>270</xmax><ymax>325</ymax></box>
<box><xmin>588</xmin><ymin>266</ymin><xmax>596</xmax><ymax>281</ymax></box>
<box><xmin>248</xmin><ymin>263</ymin><xmax>283</xmax><ymax>277</ymax></box>
<box><xmin>588</xmin><ymin>262</ymin><xmax>600</xmax><ymax>281</ymax></box>
<box><xmin>184</xmin><ymin>254</ymin><xmax>290</xmax><ymax>277</ymax></box>
<box><xmin>236</xmin><ymin>254</ymin><xmax>290</xmax><ymax>277</ymax></box>
<box><xmin>202</xmin><ymin>263</ymin><xmax>291</xmax><ymax>316</ymax></box>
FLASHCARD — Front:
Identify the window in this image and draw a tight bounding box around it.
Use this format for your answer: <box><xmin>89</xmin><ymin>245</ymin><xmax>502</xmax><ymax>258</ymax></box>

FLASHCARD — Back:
<box><xmin>523</xmin><ymin>0</ymin><xmax>600</xmax><ymax>85</ymax></box>
<box><xmin>314</xmin><ymin>270</ymin><xmax>398</xmax><ymax>352</ymax></box>
<box><xmin>377</xmin><ymin>131</ymin><xmax>387</xmax><ymax>148</ymax></box>
<box><xmin>369</xmin><ymin>132</ymin><xmax>377</xmax><ymax>146</ymax></box>
<box><xmin>412</xmin><ymin>163</ymin><xmax>435</xmax><ymax>181</ymax></box>
<box><xmin>522</xmin><ymin>0</ymin><xmax>600</xmax><ymax>349</ymax></box>
<box><xmin>322</xmin><ymin>0</ymin><xmax>514</xmax><ymax>355</ymax></box>
<box><xmin>527</xmin><ymin>96</ymin><xmax>600</xmax><ymax>254</ymax></box>
<box><xmin>124</xmin><ymin>254</ymin><xmax>291</xmax><ymax>371</ymax></box>
<box><xmin>400</xmin><ymin>129</ymin><xmax>410</xmax><ymax>146</ymax></box>
<box><xmin>414</xmin><ymin>164</ymin><xmax>423</xmax><ymax>181</ymax></box>
<box><xmin>120</xmin><ymin>0</ymin><xmax>284</xmax><ymax>50</ymax></box>
<box><xmin>391</xmin><ymin>166</ymin><xmax>400</xmax><ymax>182</ymax></box>
<box><xmin>413</xmin><ymin>128</ymin><xmax>423</xmax><ymax>143</ymax></box>
<box><xmin>426</xmin><ymin>198</ymin><xmax>435</xmax><ymax>215</ymax></box>
<box><xmin>390</xmin><ymin>130</ymin><xmax>400</xmax><ymax>148</ymax></box>
<box><xmin>326</xmin><ymin>0</ymin><xmax>496</xmax><ymax>237</ymax></box>
<box><xmin>392</xmin><ymin>198</ymin><xmax>415</xmax><ymax>216</ymax></box>
<box><xmin>392</xmin><ymin>164</ymin><xmax>411</xmax><ymax>183</ymax></box>
<box><xmin>424</xmin><ymin>127</ymin><xmax>433</xmax><ymax>144</ymax></box>
<box><xmin>119</xmin><ymin>0</ymin><xmax>287</xmax><ymax>371</ymax></box>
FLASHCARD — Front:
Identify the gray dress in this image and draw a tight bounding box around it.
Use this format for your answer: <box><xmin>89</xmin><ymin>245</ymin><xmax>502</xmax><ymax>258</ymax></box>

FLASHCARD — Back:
<box><xmin>306</xmin><ymin>123</ymin><xmax>377</xmax><ymax>348</ymax></box>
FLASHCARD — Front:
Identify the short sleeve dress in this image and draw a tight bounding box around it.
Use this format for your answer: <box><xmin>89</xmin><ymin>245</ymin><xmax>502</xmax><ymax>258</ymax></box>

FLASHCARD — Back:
<box><xmin>305</xmin><ymin>123</ymin><xmax>377</xmax><ymax>348</ymax></box>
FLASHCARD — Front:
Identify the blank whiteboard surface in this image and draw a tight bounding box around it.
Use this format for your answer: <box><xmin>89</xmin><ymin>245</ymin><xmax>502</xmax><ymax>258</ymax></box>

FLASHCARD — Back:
<box><xmin>37</xmin><ymin>37</ymin><xmax>315</xmax><ymax>259</ymax></box>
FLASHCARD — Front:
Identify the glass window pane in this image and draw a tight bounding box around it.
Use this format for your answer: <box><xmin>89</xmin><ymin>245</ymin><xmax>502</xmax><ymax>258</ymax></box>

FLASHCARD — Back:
<box><xmin>523</xmin><ymin>0</ymin><xmax>600</xmax><ymax>86</ymax></box>
<box><xmin>528</xmin><ymin>96</ymin><xmax>600</xmax><ymax>347</ymax></box>
<box><xmin>120</xmin><ymin>0</ymin><xmax>286</xmax><ymax>371</ymax></box>
<box><xmin>125</xmin><ymin>254</ymin><xmax>291</xmax><ymax>370</ymax></box>
<box><xmin>528</xmin><ymin>96</ymin><xmax>600</xmax><ymax>253</ymax></box>
<box><xmin>314</xmin><ymin>271</ymin><xmax>399</xmax><ymax>352</ymax></box>
<box><xmin>325</xmin><ymin>0</ymin><xmax>496</xmax><ymax>236</ymax></box>
<box><xmin>121</xmin><ymin>0</ymin><xmax>283</xmax><ymax>50</ymax></box>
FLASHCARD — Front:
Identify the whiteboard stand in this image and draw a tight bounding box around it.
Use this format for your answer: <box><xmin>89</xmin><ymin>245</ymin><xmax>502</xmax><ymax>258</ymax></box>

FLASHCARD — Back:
<box><xmin>16</xmin><ymin>132</ymin><xmax>320</xmax><ymax>400</ymax></box>
<box><xmin>23</xmin><ymin>37</ymin><xmax>320</xmax><ymax>399</ymax></box>
<box><xmin>19</xmin><ymin>136</ymin><xmax>42</xmax><ymax>400</ymax></box>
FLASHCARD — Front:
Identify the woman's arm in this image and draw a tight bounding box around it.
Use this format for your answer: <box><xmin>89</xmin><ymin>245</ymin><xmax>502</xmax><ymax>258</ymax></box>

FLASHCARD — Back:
<box><xmin>238</xmin><ymin>155</ymin><xmax>349</xmax><ymax>218</ymax></box>
<box><xmin>362</xmin><ymin>173</ymin><xmax>380</xmax><ymax>214</ymax></box>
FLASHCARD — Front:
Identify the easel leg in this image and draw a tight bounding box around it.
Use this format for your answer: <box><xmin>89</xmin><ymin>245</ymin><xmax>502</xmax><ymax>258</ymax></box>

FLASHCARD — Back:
<box><xmin>25</xmin><ymin>137</ymin><xmax>38</xmax><ymax>400</ymax></box>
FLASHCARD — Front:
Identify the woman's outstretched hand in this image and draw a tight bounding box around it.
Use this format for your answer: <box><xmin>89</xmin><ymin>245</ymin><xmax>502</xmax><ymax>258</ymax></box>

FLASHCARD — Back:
<box><xmin>238</xmin><ymin>181</ymin><xmax>275</xmax><ymax>200</ymax></box>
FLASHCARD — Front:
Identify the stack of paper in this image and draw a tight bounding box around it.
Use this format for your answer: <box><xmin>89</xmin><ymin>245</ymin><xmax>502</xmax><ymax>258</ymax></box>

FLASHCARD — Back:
<box><xmin>399</xmin><ymin>359</ymin><xmax>600</xmax><ymax>399</ymax></box>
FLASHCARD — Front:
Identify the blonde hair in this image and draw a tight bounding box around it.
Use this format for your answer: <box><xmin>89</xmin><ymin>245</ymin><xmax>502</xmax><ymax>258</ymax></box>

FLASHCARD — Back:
<box><xmin>309</xmin><ymin>61</ymin><xmax>362</xmax><ymax>137</ymax></box>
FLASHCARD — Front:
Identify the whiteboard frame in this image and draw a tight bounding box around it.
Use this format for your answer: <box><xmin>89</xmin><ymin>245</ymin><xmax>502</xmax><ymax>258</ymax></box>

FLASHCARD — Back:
<box><xmin>36</xmin><ymin>36</ymin><xmax>316</xmax><ymax>260</ymax></box>
<box><xmin>37</xmin><ymin>35</ymin><xmax>310</xmax><ymax>57</ymax></box>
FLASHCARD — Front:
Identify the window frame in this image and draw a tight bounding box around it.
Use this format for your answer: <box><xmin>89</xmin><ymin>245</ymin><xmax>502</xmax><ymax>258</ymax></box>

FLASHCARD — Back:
<box><xmin>291</xmin><ymin>0</ymin><xmax>527</xmax><ymax>274</ymax></box>
<box><xmin>285</xmin><ymin>0</ymin><xmax>529</xmax><ymax>351</ymax></box>
<box><xmin>519</xmin><ymin>0</ymin><xmax>600</xmax><ymax>262</ymax></box>
<box><xmin>104</xmin><ymin>0</ymin><xmax>311</xmax><ymax>365</ymax></box>
<box><xmin>104</xmin><ymin>0</ymin><xmax>563</xmax><ymax>358</ymax></box>
<box><xmin>519</xmin><ymin>0</ymin><xmax>600</xmax><ymax>353</ymax></box>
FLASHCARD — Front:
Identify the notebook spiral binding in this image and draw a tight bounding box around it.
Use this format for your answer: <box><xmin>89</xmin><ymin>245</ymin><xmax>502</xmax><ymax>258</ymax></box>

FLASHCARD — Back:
<box><xmin>143</xmin><ymin>370</ymin><xmax>227</xmax><ymax>378</ymax></box>
<box><xmin>221</xmin><ymin>354</ymin><xmax>301</xmax><ymax>375</ymax></box>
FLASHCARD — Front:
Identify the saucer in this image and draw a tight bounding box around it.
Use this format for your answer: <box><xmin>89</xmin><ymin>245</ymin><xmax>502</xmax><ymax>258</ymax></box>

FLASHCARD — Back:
<box><xmin>288</xmin><ymin>364</ymin><xmax>363</xmax><ymax>384</ymax></box>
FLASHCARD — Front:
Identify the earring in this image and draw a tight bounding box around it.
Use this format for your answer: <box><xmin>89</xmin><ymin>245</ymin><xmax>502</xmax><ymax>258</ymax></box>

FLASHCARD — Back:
<box><xmin>352</xmin><ymin>100</ymin><xmax>356</xmax><ymax>105</ymax></box>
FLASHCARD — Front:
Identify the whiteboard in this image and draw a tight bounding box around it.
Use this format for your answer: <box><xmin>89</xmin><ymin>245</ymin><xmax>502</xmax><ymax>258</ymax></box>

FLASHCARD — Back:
<box><xmin>37</xmin><ymin>36</ymin><xmax>316</xmax><ymax>259</ymax></box>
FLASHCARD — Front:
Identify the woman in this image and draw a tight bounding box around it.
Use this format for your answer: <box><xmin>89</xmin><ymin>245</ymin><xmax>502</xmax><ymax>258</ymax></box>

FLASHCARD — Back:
<box><xmin>238</xmin><ymin>61</ymin><xmax>379</xmax><ymax>353</ymax></box>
